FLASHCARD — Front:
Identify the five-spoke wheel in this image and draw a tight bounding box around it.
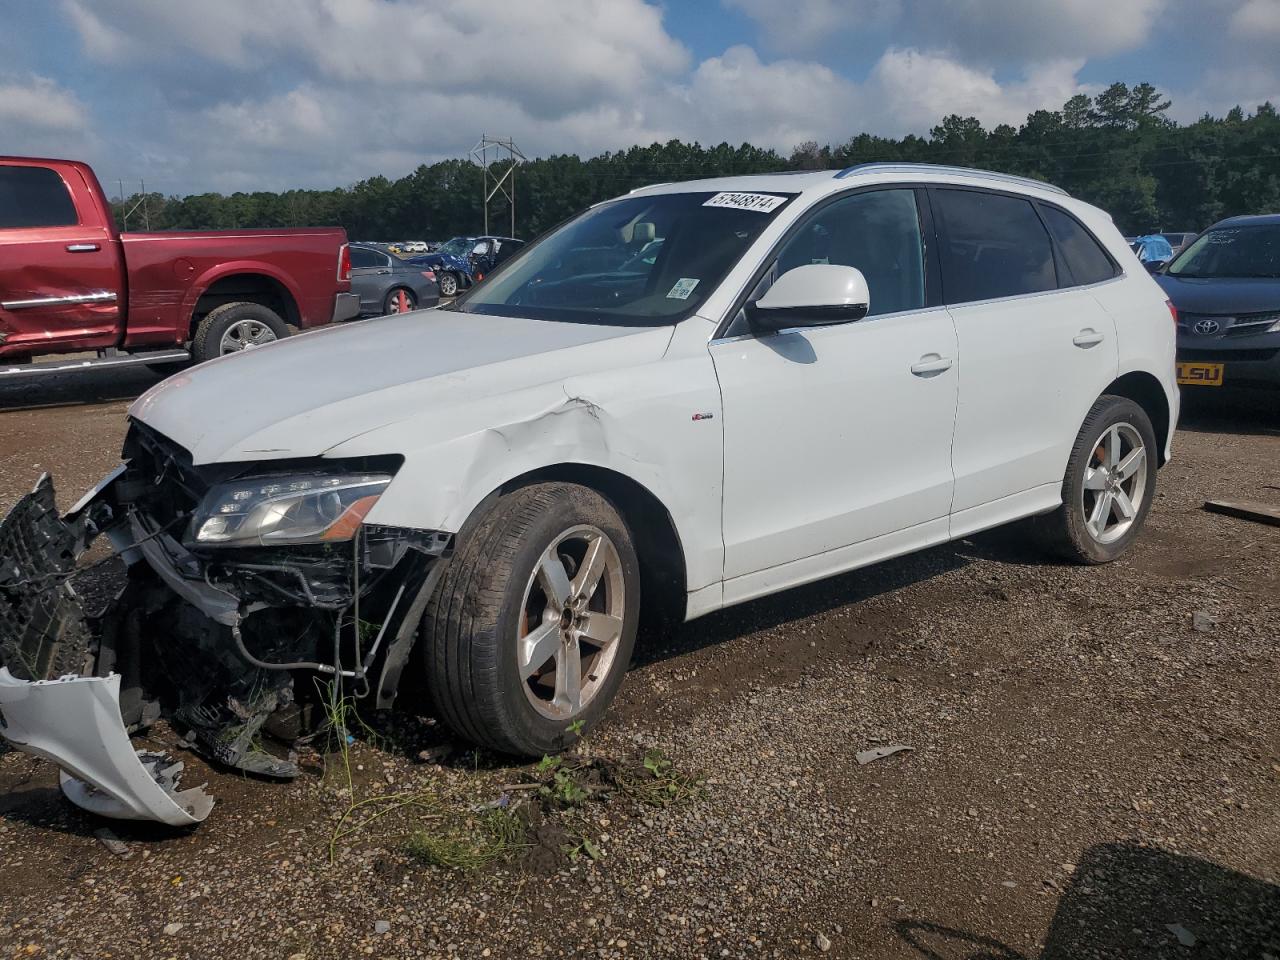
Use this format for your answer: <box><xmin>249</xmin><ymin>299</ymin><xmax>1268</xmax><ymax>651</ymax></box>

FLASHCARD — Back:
<box><xmin>518</xmin><ymin>525</ymin><xmax>626</xmax><ymax>721</ymax></box>
<box><xmin>1035</xmin><ymin>394</ymin><xmax>1158</xmax><ymax>563</ymax></box>
<box><xmin>420</xmin><ymin>483</ymin><xmax>639</xmax><ymax>756</ymax></box>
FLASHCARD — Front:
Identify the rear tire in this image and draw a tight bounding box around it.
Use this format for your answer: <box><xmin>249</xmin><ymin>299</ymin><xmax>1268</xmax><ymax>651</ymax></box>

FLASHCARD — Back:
<box><xmin>1033</xmin><ymin>395</ymin><xmax>1158</xmax><ymax>564</ymax></box>
<box><xmin>192</xmin><ymin>301</ymin><xmax>289</xmax><ymax>364</ymax></box>
<box><xmin>419</xmin><ymin>483</ymin><xmax>640</xmax><ymax>757</ymax></box>
<box><xmin>383</xmin><ymin>288</ymin><xmax>416</xmax><ymax>315</ymax></box>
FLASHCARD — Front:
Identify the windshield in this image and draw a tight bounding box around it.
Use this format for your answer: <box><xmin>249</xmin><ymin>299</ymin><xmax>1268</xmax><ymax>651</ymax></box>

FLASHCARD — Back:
<box><xmin>438</xmin><ymin>237</ymin><xmax>473</xmax><ymax>257</ymax></box>
<box><xmin>449</xmin><ymin>190</ymin><xmax>794</xmax><ymax>325</ymax></box>
<box><xmin>1168</xmin><ymin>224</ymin><xmax>1280</xmax><ymax>279</ymax></box>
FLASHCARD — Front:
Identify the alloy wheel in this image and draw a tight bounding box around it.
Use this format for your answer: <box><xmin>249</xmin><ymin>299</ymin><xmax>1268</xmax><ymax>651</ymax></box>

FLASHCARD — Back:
<box><xmin>1081</xmin><ymin>422</ymin><xmax>1148</xmax><ymax>544</ymax></box>
<box><xmin>517</xmin><ymin>524</ymin><xmax>626</xmax><ymax>721</ymax></box>
<box><xmin>219</xmin><ymin>319</ymin><xmax>278</xmax><ymax>354</ymax></box>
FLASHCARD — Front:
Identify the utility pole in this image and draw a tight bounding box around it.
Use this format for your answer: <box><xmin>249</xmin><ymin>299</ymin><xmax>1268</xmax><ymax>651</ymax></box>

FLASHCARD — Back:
<box><xmin>470</xmin><ymin>135</ymin><xmax>525</xmax><ymax>237</ymax></box>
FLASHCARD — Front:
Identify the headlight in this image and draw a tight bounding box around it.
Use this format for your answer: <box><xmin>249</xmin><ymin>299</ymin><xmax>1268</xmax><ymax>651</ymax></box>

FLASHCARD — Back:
<box><xmin>188</xmin><ymin>473</ymin><xmax>392</xmax><ymax>547</ymax></box>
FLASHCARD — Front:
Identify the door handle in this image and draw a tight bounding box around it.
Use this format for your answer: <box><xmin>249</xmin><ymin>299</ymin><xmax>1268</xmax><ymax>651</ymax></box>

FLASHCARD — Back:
<box><xmin>65</xmin><ymin>243</ymin><xmax>100</xmax><ymax>253</ymax></box>
<box><xmin>376</xmin><ymin>269</ymin><xmax>391</xmax><ymax>275</ymax></box>
<box><xmin>910</xmin><ymin>354</ymin><xmax>953</xmax><ymax>376</ymax></box>
<box><xmin>1073</xmin><ymin>328</ymin><xmax>1105</xmax><ymax>348</ymax></box>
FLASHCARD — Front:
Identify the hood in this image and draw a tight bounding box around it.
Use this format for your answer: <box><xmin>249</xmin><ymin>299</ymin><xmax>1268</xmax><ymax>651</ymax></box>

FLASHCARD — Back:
<box><xmin>130</xmin><ymin>310</ymin><xmax>674</xmax><ymax>463</ymax></box>
<box><xmin>1155</xmin><ymin>274</ymin><xmax>1280</xmax><ymax>315</ymax></box>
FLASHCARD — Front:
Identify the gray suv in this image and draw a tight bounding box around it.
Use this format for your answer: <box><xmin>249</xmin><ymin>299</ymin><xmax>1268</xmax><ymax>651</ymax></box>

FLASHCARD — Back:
<box><xmin>1156</xmin><ymin>214</ymin><xmax>1280</xmax><ymax>389</ymax></box>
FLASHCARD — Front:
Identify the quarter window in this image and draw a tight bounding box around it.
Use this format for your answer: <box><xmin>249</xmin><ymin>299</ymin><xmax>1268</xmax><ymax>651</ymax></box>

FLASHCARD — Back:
<box><xmin>349</xmin><ymin>247</ymin><xmax>383</xmax><ymax>269</ymax></box>
<box><xmin>772</xmin><ymin>189</ymin><xmax>926</xmax><ymax>317</ymax></box>
<box><xmin>1039</xmin><ymin>205</ymin><xmax>1117</xmax><ymax>287</ymax></box>
<box><xmin>933</xmin><ymin>189</ymin><xmax>1056</xmax><ymax>304</ymax></box>
<box><xmin>0</xmin><ymin>166</ymin><xmax>78</xmax><ymax>229</ymax></box>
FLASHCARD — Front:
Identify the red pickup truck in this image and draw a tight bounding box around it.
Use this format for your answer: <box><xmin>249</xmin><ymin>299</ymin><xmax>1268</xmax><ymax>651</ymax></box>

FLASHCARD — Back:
<box><xmin>0</xmin><ymin>156</ymin><xmax>358</xmax><ymax>376</ymax></box>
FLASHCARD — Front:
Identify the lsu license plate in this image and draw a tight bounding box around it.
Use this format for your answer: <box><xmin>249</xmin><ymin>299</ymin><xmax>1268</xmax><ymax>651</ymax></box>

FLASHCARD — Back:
<box><xmin>1177</xmin><ymin>361</ymin><xmax>1224</xmax><ymax>386</ymax></box>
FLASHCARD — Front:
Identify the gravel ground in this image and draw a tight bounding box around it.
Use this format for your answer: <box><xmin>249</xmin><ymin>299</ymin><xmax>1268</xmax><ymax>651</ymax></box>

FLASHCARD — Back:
<box><xmin>0</xmin><ymin>374</ymin><xmax>1277</xmax><ymax>960</ymax></box>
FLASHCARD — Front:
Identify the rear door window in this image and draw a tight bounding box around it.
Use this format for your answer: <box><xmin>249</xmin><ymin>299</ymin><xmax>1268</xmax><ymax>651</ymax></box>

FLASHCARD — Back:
<box><xmin>0</xmin><ymin>166</ymin><xmax>79</xmax><ymax>229</ymax></box>
<box><xmin>1039</xmin><ymin>205</ymin><xmax>1118</xmax><ymax>286</ymax></box>
<box><xmin>932</xmin><ymin>189</ymin><xmax>1056</xmax><ymax>304</ymax></box>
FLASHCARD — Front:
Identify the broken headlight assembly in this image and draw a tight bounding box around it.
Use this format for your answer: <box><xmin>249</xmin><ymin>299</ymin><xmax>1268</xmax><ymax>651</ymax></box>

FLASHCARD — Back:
<box><xmin>187</xmin><ymin>472</ymin><xmax>392</xmax><ymax>547</ymax></box>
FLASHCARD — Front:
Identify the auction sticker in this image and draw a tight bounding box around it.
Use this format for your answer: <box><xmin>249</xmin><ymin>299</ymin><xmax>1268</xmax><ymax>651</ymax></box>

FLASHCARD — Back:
<box><xmin>667</xmin><ymin>277</ymin><xmax>701</xmax><ymax>300</ymax></box>
<box><xmin>703</xmin><ymin>192</ymin><xmax>788</xmax><ymax>213</ymax></box>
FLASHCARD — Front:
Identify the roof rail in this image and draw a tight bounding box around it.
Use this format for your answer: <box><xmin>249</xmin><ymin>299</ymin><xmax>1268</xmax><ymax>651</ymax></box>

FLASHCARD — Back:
<box><xmin>834</xmin><ymin>162</ymin><xmax>1068</xmax><ymax>196</ymax></box>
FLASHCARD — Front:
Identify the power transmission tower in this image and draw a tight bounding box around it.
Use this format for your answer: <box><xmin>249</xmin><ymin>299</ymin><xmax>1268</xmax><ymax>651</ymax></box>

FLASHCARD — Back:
<box><xmin>470</xmin><ymin>135</ymin><xmax>525</xmax><ymax>237</ymax></box>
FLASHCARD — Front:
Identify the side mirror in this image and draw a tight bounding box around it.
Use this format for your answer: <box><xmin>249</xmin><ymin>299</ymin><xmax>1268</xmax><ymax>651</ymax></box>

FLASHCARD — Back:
<box><xmin>1144</xmin><ymin>259</ymin><xmax>1167</xmax><ymax>274</ymax></box>
<box><xmin>745</xmin><ymin>264</ymin><xmax>870</xmax><ymax>334</ymax></box>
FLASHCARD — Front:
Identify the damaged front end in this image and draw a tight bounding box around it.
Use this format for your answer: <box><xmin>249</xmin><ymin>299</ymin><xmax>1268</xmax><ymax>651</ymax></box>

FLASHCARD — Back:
<box><xmin>0</xmin><ymin>421</ymin><xmax>449</xmax><ymax>823</ymax></box>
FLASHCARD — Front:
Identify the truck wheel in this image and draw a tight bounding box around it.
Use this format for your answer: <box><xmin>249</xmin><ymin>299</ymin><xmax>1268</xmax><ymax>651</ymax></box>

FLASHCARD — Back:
<box><xmin>192</xmin><ymin>302</ymin><xmax>289</xmax><ymax>364</ymax></box>
<box><xmin>1032</xmin><ymin>395</ymin><xmax>1158</xmax><ymax>564</ymax></box>
<box><xmin>438</xmin><ymin>272</ymin><xmax>459</xmax><ymax>297</ymax></box>
<box><xmin>420</xmin><ymin>483</ymin><xmax>640</xmax><ymax>757</ymax></box>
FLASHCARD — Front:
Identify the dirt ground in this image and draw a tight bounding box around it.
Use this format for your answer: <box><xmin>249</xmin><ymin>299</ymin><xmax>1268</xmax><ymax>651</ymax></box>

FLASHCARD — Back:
<box><xmin>0</xmin><ymin>369</ymin><xmax>1277</xmax><ymax>960</ymax></box>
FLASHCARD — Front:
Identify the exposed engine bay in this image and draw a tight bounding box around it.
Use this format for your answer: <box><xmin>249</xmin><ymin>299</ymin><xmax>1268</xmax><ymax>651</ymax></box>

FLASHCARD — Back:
<box><xmin>0</xmin><ymin>420</ymin><xmax>448</xmax><ymax>822</ymax></box>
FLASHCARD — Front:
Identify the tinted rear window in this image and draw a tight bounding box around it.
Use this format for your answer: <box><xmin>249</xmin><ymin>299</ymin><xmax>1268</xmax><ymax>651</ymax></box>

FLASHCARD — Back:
<box><xmin>933</xmin><ymin>189</ymin><xmax>1056</xmax><ymax>304</ymax></box>
<box><xmin>349</xmin><ymin>246</ymin><xmax>385</xmax><ymax>268</ymax></box>
<box><xmin>0</xmin><ymin>166</ymin><xmax>79</xmax><ymax>228</ymax></box>
<box><xmin>1040</xmin><ymin>205</ymin><xmax>1118</xmax><ymax>286</ymax></box>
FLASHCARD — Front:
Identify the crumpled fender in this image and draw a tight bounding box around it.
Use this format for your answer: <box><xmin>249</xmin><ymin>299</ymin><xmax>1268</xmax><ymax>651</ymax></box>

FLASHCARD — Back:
<box><xmin>0</xmin><ymin>669</ymin><xmax>213</xmax><ymax>826</ymax></box>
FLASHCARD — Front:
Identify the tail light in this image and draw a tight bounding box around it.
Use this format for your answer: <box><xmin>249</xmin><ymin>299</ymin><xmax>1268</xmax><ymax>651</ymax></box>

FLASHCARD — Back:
<box><xmin>337</xmin><ymin>243</ymin><xmax>351</xmax><ymax>282</ymax></box>
<box><xmin>421</xmin><ymin>270</ymin><xmax>436</xmax><ymax>282</ymax></box>
<box><xmin>1166</xmin><ymin>299</ymin><xmax>1178</xmax><ymax>327</ymax></box>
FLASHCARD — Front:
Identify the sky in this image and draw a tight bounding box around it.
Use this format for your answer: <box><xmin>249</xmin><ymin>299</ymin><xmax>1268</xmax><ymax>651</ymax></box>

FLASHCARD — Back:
<box><xmin>2</xmin><ymin>0</ymin><xmax>1279</xmax><ymax>197</ymax></box>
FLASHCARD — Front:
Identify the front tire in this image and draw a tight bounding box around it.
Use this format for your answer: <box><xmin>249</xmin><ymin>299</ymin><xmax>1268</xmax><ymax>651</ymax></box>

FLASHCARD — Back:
<box><xmin>437</xmin><ymin>272</ymin><xmax>459</xmax><ymax>298</ymax></box>
<box><xmin>420</xmin><ymin>483</ymin><xmax>640</xmax><ymax>756</ymax></box>
<box><xmin>192</xmin><ymin>301</ymin><xmax>289</xmax><ymax>363</ymax></box>
<box><xmin>1035</xmin><ymin>395</ymin><xmax>1158</xmax><ymax>563</ymax></box>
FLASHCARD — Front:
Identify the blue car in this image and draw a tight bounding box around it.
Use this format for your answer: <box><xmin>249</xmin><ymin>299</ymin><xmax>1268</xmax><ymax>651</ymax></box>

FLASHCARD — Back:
<box><xmin>1131</xmin><ymin>234</ymin><xmax>1175</xmax><ymax>269</ymax></box>
<box><xmin>405</xmin><ymin>236</ymin><xmax>476</xmax><ymax>297</ymax></box>
<box><xmin>406</xmin><ymin>235</ymin><xmax>527</xmax><ymax>297</ymax></box>
<box><xmin>1155</xmin><ymin>214</ymin><xmax>1280</xmax><ymax>390</ymax></box>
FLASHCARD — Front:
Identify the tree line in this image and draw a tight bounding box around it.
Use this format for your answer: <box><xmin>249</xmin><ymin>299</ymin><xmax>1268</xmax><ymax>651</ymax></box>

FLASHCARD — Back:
<box><xmin>111</xmin><ymin>83</ymin><xmax>1280</xmax><ymax>240</ymax></box>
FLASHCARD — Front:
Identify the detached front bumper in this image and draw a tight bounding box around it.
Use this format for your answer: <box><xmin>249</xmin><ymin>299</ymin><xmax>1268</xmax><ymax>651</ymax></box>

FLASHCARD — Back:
<box><xmin>0</xmin><ymin>452</ymin><xmax>447</xmax><ymax>824</ymax></box>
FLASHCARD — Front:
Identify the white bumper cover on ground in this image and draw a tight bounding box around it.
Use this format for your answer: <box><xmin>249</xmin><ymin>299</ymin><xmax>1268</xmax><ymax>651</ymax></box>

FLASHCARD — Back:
<box><xmin>0</xmin><ymin>669</ymin><xmax>214</xmax><ymax>826</ymax></box>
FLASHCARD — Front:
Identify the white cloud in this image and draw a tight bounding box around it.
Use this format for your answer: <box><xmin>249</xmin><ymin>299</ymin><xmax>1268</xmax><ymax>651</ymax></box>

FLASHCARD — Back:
<box><xmin>1228</xmin><ymin>0</ymin><xmax>1280</xmax><ymax>38</ymax></box>
<box><xmin>61</xmin><ymin>0</ymin><xmax>690</xmax><ymax>119</ymax></box>
<box><xmin>32</xmin><ymin>0</ymin><xmax>1232</xmax><ymax>194</ymax></box>
<box><xmin>0</xmin><ymin>74</ymin><xmax>87</xmax><ymax>131</ymax></box>
<box><xmin>727</xmin><ymin>0</ymin><xmax>1164</xmax><ymax>61</ymax></box>
<box><xmin>865</xmin><ymin>50</ymin><xmax>1090</xmax><ymax>132</ymax></box>
<box><xmin>684</xmin><ymin>46</ymin><xmax>857</xmax><ymax>146</ymax></box>
<box><xmin>724</xmin><ymin>0</ymin><xmax>897</xmax><ymax>53</ymax></box>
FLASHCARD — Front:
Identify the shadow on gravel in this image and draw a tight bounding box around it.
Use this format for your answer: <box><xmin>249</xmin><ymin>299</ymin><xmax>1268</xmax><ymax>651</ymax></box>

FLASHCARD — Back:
<box><xmin>631</xmin><ymin>544</ymin><xmax>974</xmax><ymax>670</ymax></box>
<box><xmin>0</xmin><ymin>365</ymin><xmax>164</xmax><ymax>411</ymax></box>
<box><xmin>896</xmin><ymin>841</ymin><xmax>1280</xmax><ymax>959</ymax></box>
<box><xmin>1177</xmin><ymin>387</ymin><xmax>1280</xmax><ymax>438</ymax></box>
<box><xmin>632</xmin><ymin>519</ymin><xmax>1064</xmax><ymax>672</ymax></box>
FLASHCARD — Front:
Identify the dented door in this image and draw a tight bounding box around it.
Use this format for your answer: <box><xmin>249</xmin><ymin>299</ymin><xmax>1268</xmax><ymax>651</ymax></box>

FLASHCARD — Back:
<box><xmin>0</xmin><ymin>160</ymin><xmax>125</xmax><ymax>356</ymax></box>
